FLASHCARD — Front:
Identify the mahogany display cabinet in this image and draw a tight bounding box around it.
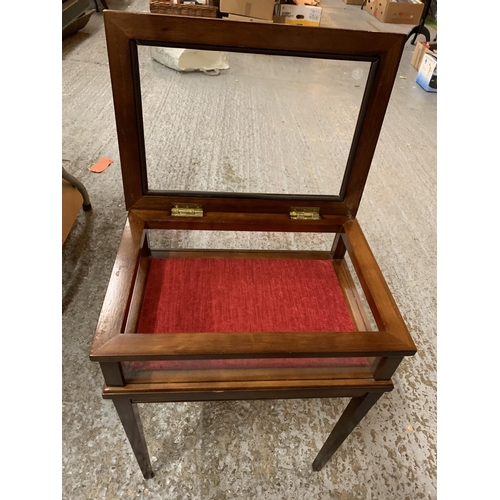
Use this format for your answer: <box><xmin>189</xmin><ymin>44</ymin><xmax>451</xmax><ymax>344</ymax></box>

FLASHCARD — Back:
<box><xmin>89</xmin><ymin>10</ymin><xmax>417</xmax><ymax>479</ymax></box>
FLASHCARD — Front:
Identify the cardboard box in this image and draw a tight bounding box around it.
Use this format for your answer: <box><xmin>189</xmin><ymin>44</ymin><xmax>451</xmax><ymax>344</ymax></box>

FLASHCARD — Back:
<box><xmin>416</xmin><ymin>53</ymin><xmax>437</xmax><ymax>92</ymax></box>
<box><xmin>279</xmin><ymin>4</ymin><xmax>322</xmax><ymax>26</ymax></box>
<box><xmin>222</xmin><ymin>14</ymin><xmax>273</xmax><ymax>24</ymax></box>
<box><xmin>367</xmin><ymin>0</ymin><xmax>424</xmax><ymax>25</ymax></box>
<box><xmin>62</xmin><ymin>179</ymin><xmax>83</xmax><ymax>244</ymax></box>
<box><xmin>410</xmin><ymin>41</ymin><xmax>435</xmax><ymax>70</ymax></box>
<box><xmin>365</xmin><ymin>0</ymin><xmax>377</xmax><ymax>16</ymax></box>
<box><xmin>223</xmin><ymin>13</ymin><xmax>286</xmax><ymax>24</ymax></box>
<box><xmin>219</xmin><ymin>0</ymin><xmax>276</xmax><ymax>20</ymax></box>
<box><xmin>343</xmin><ymin>0</ymin><xmax>364</xmax><ymax>5</ymax></box>
<box><xmin>225</xmin><ymin>13</ymin><xmax>274</xmax><ymax>23</ymax></box>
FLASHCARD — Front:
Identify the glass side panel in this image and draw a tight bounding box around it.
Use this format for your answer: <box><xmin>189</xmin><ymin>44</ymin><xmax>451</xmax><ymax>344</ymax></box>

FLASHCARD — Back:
<box><xmin>122</xmin><ymin>359</ymin><xmax>375</xmax><ymax>384</ymax></box>
<box><xmin>146</xmin><ymin>229</ymin><xmax>334</xmax><ymax>252</ymax></box>
<box><xmin>119</xmin><ymin>236</ymin><xmax>385</xmax><ymax>383</ymax></box>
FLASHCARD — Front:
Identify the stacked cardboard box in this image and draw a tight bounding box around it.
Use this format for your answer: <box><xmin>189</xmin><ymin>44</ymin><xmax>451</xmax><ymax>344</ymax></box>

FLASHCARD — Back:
<box><xmin>414</xmin><ymin>41</ymin><xmax>437</xmax><ymax>92</ymax></box>
<box><xmin>224</xmin><ymin>14</ymin><xmax>274</xmax><ymax>23</ymax></box>
<box><xmin>220</xmin><ymin>1</ymin><xmax>322</xmax><ymax>26</ymax></box>
<box><xmin>279</xmin><ymin>3</ymin><xmax>322</xmax><ymax>26</ymax></box>
<box><xmin>219</xmin><ymin>0</ymin><xmax>277</xmax><ymax>20</ymax></box>
<box><xmin>365</xmin><ymin>0</ymin><xmax>424</xmax><ymax>25</ymax></box>
<box><xmin>410</xmin><ymin>40</ymin><xmax>437</xmax><ymax>70</ymax></box>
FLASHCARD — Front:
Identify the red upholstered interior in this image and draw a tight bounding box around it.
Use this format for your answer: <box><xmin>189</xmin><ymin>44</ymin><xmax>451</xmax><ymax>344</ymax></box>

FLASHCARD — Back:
<box><xmin>133</xmin><ymin>258</ymin><xmax>367</xmax><ymax>371</ymax></box>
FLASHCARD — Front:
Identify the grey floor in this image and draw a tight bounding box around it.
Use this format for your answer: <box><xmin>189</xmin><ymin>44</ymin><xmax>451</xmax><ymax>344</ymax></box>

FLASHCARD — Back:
<box><xmin>62</xmin><ymin>1</ymin><xmax>437</xmax><ymax>498</ymax></box>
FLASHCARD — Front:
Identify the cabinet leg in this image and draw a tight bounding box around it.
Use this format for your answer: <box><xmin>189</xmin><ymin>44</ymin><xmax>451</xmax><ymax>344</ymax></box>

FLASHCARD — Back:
<box><xmin>113</xmin><ymin>398</ymin><xmax>154</xmax><ymax>479</ymax></box>
<box><xmin>312</xmin><ymin>392</ymin><xmax>382</xmax><ymax>471</ymax></box>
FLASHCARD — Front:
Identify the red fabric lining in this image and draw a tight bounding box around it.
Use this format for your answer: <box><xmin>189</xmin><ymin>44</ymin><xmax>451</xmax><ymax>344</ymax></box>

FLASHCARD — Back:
<box><xmin>133</xmin><ymin>258</ymin><xmax>367</xmax><ymax>371</ymax></box>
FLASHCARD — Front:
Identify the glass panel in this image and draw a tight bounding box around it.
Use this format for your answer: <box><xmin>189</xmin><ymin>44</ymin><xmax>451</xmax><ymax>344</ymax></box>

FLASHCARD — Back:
<box><xmin>137</xmin><ymin>45</ymin><xmax>370</xmax><ymax>196</ymax></box>
<box><xmin>122</xmin><ymin>359</ymin><xmax>374</xmax><ymax>384</ymax></box>
<box><xmin>343</xmin><ymin>251</ymin><xmax>378</xmax><ymax>331</ymax></box>
<box><xmin>147</xmin><ymin>229</ymin><xmax>334</xmax><ymax>251</ymax></box>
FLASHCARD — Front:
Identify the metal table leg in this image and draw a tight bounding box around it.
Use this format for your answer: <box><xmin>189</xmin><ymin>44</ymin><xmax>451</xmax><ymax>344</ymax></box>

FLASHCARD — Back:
<box><xmin>406</xmin><ymin>0</ymin><xmax>433</xmax><ymax>45</ymax></box>
<box><xmin>62</xmin><ymin>167</ymin><xmax>92</xmax><ymax>211</ymax></box>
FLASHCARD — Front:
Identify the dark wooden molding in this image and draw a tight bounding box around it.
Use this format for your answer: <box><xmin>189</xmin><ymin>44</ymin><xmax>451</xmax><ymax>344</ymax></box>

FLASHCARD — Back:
<box><xmin>103</xmin><ymin>379</ymin><xmax>394</xmax><ymax>401</ymax></box>
<box><xmin>100</xmin><ymin>362</ymin><xmax>125</xmax><ymax>387</ymax></box>
<box><xmin>341</xmin><ymin>218</ymin><xmax>416</xmax><ymax>352</ymax></box>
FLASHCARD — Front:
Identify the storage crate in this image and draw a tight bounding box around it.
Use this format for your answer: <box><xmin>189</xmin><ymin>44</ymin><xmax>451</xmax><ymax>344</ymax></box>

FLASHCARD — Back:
<box><xmin>150</xmin><ymin>1</ymin><xmax>218</xmax><ymax>17</ymax></box>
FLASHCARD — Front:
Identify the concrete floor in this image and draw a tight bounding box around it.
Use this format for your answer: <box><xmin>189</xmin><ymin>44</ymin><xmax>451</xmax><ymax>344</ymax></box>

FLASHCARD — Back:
<box><xmin>62</xmin><ymin>1</ymin><xmax>437</xmax><ymax>498</ymax></box>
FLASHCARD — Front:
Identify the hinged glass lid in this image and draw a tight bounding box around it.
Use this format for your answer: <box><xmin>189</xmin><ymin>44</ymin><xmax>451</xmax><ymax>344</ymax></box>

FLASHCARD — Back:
<box><xmin>105</xmin><ymin>13</ymin><xmax>405</xmax><ymax>216</ymax></box>
<box><xmin>138</xmin><ymin>46</ymin><xmax>370</xmax><ymax>199</ymax></box>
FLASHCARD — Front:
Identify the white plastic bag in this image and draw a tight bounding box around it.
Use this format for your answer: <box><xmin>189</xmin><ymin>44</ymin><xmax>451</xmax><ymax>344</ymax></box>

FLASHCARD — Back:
<box><xmin>151</xmin><ymin>47</ymin><xmax>229</xmax><ymax>75</ymax></box>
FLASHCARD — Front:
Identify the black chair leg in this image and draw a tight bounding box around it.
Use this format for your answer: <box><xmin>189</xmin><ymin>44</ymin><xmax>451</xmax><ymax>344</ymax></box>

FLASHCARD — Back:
<box><xmin>94</xmin><ymin>0</ymin><xmax>109</xmax><ymax>12</ymax></box>
<box><xmin>406</xmin><ymin>0</ymin><xmax>433</xmax><ymax>45</ymax></box>
<box><xmin>407</xmin><ymin>25</ymin><xmax>431</xmax><ymax>45</ymax></box>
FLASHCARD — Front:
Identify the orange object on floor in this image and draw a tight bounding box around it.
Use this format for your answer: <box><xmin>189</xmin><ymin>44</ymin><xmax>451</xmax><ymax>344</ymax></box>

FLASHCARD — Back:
<box><xmin>89</xmin><ymin>157</ymin><xmax>113</xmax><ymax>173</ymax></box>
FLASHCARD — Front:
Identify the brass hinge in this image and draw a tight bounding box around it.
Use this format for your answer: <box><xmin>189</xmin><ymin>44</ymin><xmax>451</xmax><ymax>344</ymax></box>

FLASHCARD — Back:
<box><xmin>289</xmin><ymin>207</ymin><xmax>321</xmax><ymax>220</ymax></box>
<box><xmin>171</xmin><ymin>204</ymin><xmax>203</xmax><ymax>217</ymax></box>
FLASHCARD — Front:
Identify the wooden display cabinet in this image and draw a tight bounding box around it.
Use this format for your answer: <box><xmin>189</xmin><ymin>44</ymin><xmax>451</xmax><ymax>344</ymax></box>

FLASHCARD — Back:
<box><xmin>89</xmin><ymin>10</ymin><xmax>417</xmax><ymax>479</ymax></box>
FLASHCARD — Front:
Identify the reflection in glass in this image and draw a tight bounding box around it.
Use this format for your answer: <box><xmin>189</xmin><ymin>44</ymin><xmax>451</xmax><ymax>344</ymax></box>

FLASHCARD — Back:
<box><xmin>138</xmin><ymin>45</ymin><xmax>369</xmax><ymax>196</ymax></box>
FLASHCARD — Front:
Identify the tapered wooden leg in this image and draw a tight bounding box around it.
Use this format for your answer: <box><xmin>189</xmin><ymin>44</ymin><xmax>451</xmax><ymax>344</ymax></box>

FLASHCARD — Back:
<box><xmin>113</xmin><ymin>398</ymin><xmax>154</xmax><ymax>479</ymax></box>
<box><xmin>312</xmin><ymin>392</ymin><xmax>382</xmax><ymax>471</ymax></box>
